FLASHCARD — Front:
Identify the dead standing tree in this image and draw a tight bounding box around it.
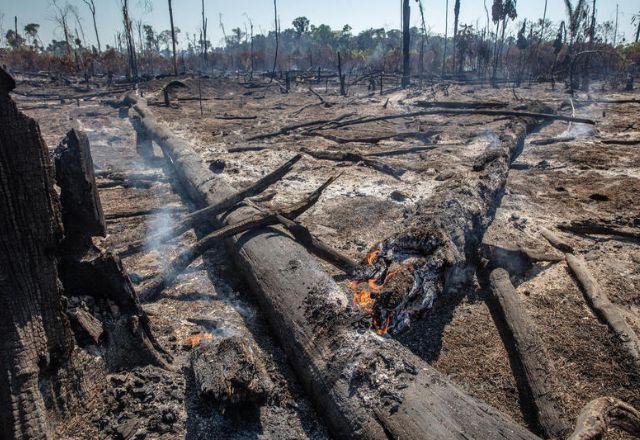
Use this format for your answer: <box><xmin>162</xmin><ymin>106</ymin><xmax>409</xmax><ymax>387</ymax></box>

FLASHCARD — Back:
<box><xmin>81</xmin><ymin>0</ymin><xmax>101</xmax><ymax>53</ymax></box>
<box><xmin>401</xmin><ymin>0</ymin><xmax>411</xmax><ymax>88</ymax></box>
<box><xmin>168</xmin><ymin>0</ymin><xmax>178</xmax><ymax>76</ymax></box>
<box><xmin>271</xmin><ymin>0</ymin><xmax>279</xmax><ymax>78</ymax></box>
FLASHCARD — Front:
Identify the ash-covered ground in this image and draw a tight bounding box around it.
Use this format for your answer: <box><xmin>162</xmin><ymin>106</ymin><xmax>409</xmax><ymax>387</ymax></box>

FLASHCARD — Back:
<box><xmin>14</xmin><ymin>75</ymin><xmax>640</xmax><ymax>439</ymax></box>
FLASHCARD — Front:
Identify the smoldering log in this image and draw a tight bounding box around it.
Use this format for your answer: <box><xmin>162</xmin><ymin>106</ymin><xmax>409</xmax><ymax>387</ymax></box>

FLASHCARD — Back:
<box><xmin>139</xmin><ymin>175</ymin><xmax>339</xmax><ymax>302</ymax></box>
<box><xmin>117</xmin><ymin>154</ymin><xmax>300</xmax><ymax>256</ymax></box>
<box><xmin>530</xmin><ymin>136</ymin><xmax>576</xmax><ymax>145</ymax></box>
<box><xmin>53</xmin><ymin>127</ymin><xmax>169</xmax><ymax>370</ymax></box>
<box><xmin>490</xmin><ymin>269</ymin><xmax>570</xmax><ymax>439</ymax></box>
<box><xmin>565</xmin><ymin>254</ymin><xmax>640</xmax><ymax>370</ymax></box>
<box><xmin>367</xmin><ymin>104</ymin><xmax>554</xmax><ymax>333</ymax></box>
<box><xmin>127</xmin><ymin>93</ymin><xmax>542</xmax><ymax>440</ymax></box>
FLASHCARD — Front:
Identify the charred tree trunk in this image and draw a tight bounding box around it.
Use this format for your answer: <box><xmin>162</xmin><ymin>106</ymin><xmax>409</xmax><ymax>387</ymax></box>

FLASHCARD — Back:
<box><xmin>126</xmin><ymin>94</ymin><xmax>541</xmax><ymax>440</ymax></box>
<box><xmin>368</xmin><ymin>105</ymin><xmax>552</xmax><ymax>334</ymax></box>
<box><xmin>0</xmin><ymin>69</ymin><xmax>73</xmax><ymax>439</ymax></box>
<box><xmin>168</xmin><ymin>0</ymin><xmax>178</xmax><ymax>76</ymax></box>
<box><xmin>401</xmin><ymin>0</ymin><xmax>411</xmax><ymax>88</ymax></box>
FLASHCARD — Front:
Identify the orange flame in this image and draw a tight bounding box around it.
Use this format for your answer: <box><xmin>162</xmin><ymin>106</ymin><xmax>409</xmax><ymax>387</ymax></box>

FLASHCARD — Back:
<box><xmin>351</xmin><ymin>248</ymin><xmax>394</xmax><ymax>335</ymax></box>
<box><xmin>183</xmin><ymin>332</ymin><xmax>214</xmax><ymax>347</ymax></box>
<box><xmin>367</xmin><ymin>249</ymin><xmax>380</xmax><ymax>265</ymax></box>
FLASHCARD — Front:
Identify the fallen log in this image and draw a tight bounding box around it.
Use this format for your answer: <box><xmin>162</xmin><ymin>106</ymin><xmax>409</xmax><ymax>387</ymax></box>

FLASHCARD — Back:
<box><xmin>530</xmin><ymin>136</ymin><xmax>576</xmax><ymax>145</ymax></box>
<box><xmin>214</xmin><ymin>114</ymin><xmax>258</xmax><ymax>120</ymax></box>
<box><xmin>301</xmin><ymin>146</ymin><xmax>405</xmax><ymax>178</ymax></box>
<box><xmin>246</xmin><ymin>112</ymin><xmax>356</xmax><ymax>140</ymax></box>
<box><xmin>139</xmin><ymin>175</ymin><xmax>338</xmax><ymax>302</ymax></box>
<box><xmin>105</xmin><ymin>206</ymin><xmax>188</xmax><ymax>220</ymax></box>
<box><xmin>540</xmin><ymin>227</ymin><xmax>574</xmax><ymax>253</ymax></box>
<box><xmin>565</xmin><ymin>254</ymin><xmax>640</xmax><ymax>370</ymax></box>
<box><xmin>490</xmin><ymin>269</ymin><xmax>570</xmax><ymax>439</ymax></box>
<box><xmin>414</xmin><ymin>100</ymin><xmax>509</xmax><ymax>109</ymax></box>
<box><xmin>362</xmin><ymin>104</ymin><xmax>554</xmax><ymax>333</ymax></box>
<box><xmin>558</xmin><ymin>220</ymin><xmax>640</xmax><ymax>241</ymax></box>
<box><xmin>568</xmin><ymin>397</ymin><xmax>640</xmax><ymax>440</ymax></box>
<box><xmin>366</xmin><ymin>145</ymin><xmax>436</xmax><ymax>157</ymax></box>
<box><xmin>321</xmin><ymin>108</ymin><xmax>595</xmax><ymax>132</ymax></box>
<box><xmin>600</xmin><ymin>138</ymin><xmax>640</xmax><ymax>145</ymax></box>
<box><xmin>127</xmin><ymin>93</ymin><xmax>541</xmax><ymax>439</ymax></box>
<box><xmin>117</xmin><ymin>154</ymin><xmax>300</xmax><ymax>256</ymax></box>
<box><xmin>227</xmin><ymin>145</ymin><xmax>268</xmax><ymax>153</ymax></box>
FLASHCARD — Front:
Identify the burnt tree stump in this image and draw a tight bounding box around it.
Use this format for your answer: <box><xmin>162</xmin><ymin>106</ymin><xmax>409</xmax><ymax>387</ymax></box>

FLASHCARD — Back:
<box><xmin>53</xmin><ymin>128</ymin><xmax>169</xmax><ymax>370</ymax></box>
<box><xmin>0</xmin><ymin>67</ymin><xmax>74</xmax><ymax>439</ymax></box>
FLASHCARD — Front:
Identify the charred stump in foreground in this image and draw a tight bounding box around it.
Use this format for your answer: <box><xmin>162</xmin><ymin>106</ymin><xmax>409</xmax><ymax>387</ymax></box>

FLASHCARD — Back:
<box><xmin>127</xmin><ymin>94</ymin><xmax>542</xmax><ymax>440</ymax></box>
<box><xmin>54</xmin><ymin>128</ymin><xmax>169</xmax><ymax>370</ymax></box>
<box><xmin>0</xmin><ymin>69</ymin><xmax>73</xmax><ymax>439</ymax></box>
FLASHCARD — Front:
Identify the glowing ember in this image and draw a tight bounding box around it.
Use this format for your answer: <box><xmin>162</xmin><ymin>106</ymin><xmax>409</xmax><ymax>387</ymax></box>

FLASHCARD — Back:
<box><xmin>351</xmin><ymin>248</ymin><xmax>394</xmax><ymax>335</ymax></box>
<box><xmin>184</xmin><ymin>332</ymin><xmax>214</xmax><ymax>347</ymax></box>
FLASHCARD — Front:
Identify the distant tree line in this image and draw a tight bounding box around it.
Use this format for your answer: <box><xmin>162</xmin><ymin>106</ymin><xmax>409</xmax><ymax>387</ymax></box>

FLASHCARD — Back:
<box><xmin>0</xmin><ymin>0</ymin><xmax>638</xmax><ymax>90</ymax></box>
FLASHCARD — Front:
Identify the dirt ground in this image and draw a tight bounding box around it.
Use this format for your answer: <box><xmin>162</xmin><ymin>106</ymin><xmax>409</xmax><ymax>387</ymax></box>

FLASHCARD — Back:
<box><xmin>13</xmin><ymin>74</ymin><xmax>640</xmax><ymax>439</ymax></box>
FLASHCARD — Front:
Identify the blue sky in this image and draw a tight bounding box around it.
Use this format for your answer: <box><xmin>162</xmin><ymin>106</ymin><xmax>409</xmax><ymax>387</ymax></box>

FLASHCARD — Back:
<box><xmin>1</xmin><ymin>0</ymin><xmax>638</xmax><ymax>48</ymax></box>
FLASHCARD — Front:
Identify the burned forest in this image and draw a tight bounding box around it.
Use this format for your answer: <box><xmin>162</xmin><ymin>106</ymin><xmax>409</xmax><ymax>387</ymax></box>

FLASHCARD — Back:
<box><xmin>1</xmin><ymin>0</ymin><xmax>640</xmax><ymax>438</ymax></box>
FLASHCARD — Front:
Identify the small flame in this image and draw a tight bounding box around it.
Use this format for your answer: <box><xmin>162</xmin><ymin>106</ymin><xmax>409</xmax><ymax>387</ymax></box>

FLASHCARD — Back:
<box><xmin>367</xmin><ymin>249</ymin><xmax>381</xmax><ymax>265</ymax></box>
<box><xmin>351</xmin><ymin>247</ymin><xmax>393</xmax><ymax>335</ymax></box>
<box><xmin>183</xmin><ymin>332</ymin><xmax>214</xmax><ymax>347</ymax></box>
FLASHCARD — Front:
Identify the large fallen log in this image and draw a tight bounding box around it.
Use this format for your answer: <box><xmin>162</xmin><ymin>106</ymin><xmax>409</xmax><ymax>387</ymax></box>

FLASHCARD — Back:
<box><xmin>490</xmin><ymin>269</ymin><xmax>570</xmax><ymax>439</ymax></box>
<box><xmin>127</xmin><ymin>93</ymin><xmax>541</xmax><ymax>439</ymax></box>
<box><xmin>364</xmin><ymin>105</ymin><xmax>553</xmax><ymax>333</ymax></box>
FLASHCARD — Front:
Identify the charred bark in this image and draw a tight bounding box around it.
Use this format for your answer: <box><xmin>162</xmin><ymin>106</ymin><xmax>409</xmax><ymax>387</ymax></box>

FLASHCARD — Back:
<box><xmin>367</xmin><ymin>110</ymin><xmax>551</xmax><ymax>333</ymax></box>
<box><xmin>126</xmin><ymin>94</ymin><xmax>541</xmax><ymax>439</ymax></box>
<box><xmin>53</xmin><ymin>128</ymin><xmax>169</xmax><ymax>370</ymax></box>
<box><xmin>0</xmin><ymin>70</ymin><xmax>73</xmax><ymax>439</ymax></box>
<box><xmin>490</xmin><ymin>269</ymin><xmax>570</xmax><ymax>439</ymax></box>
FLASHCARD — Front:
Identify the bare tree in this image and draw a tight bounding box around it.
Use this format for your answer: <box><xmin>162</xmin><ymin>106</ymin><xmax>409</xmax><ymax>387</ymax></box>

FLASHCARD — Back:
<box><xmin>244</xmin><ymin>13</ymin><xmax>255</xmax><ymax>77</ymax></box>
<box><xmin>442</xmin><ymin>0</ymin><xmax>449</xmax><ymax>76</ymax></box>
<box><xmin>634</xmin><ymin>10</ymin><xmax>640</xmax><ymax>43</ymax></box>
<box><xmin>168</xmin><ymin>0</ymin><xmax>178</xmax><ymax>75</ymax></box>
<box><xmin>401</xmin><ymin>0</ymin><xmax>411</xmax><ymax>87</ymax></box>
<box><xmin>272</xmin><ymin>0</ymin><xmax>279</xmax><ymax>77</ymax></box>
<box><xmin>81</xmin><ymin>0</ymin><xmax>101</xmax><ymax>52</ymax></box>
<box><xmin>416</xmin><ymin>0</ymin><xmax>427</xmax><ymax>81</ymax></box>
<box><xmin>201</xmin><ymin>0</ymin><xmax>208</xmax><ymax>63</ymax></box>
<box><xmin>452</xmin><ymin>0</ymin><xmax>461</xmax><ymax>74</ymax></box>
<box><xmin>51</xmin><ymin>0</ymin><xmax>72</xmax><ymax>57</ymax></box>
<box><xmin>120</xmin><ymin>0</ymin><xmax>138</xmax><ymax>80</ymax></box>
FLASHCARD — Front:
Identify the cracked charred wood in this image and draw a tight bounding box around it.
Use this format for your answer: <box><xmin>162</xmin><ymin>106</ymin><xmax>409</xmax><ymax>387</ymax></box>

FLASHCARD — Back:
<box><xmin>364</xmin><ymin>108</ymin><xmax>552</xmax><ymax>333</ymax></box>
<box><xmin>139</xmin><ymin>175</ymin><xmax>337</xmax><ymax>302</ymax></box>
<box><xmin>490</xmin><ymin>269</ymin><xmax>570</xmax><ymax>439</ymax></box>
<box><xmin>191</xmin><ymin>336</ymin><xmax>273</xmax><ymax>407</ymax></box>
<box><xmin>214</xmin><ymin>114</ymin><xmax>258</xmax><ymax>120</ymax></box>
<box><xmin>568</xmin><ymin>397</ymin><xmax>640</xmax><ymax>440</ymax></box>
<box><xmin>68</xmin><ymin>308</ymin><xmax>104</xmax><ymax>346</ymax></box>
<box><xmin>565</xmin><ymin>254</ymin><xmax>640</xmax><ymax>371</ymax></box>
<box><xmin>54</xmin><ymin>129</ymin><xmax>106</xmax><ymax>245</ymax></box>
<box><xmin>117</xmin><ymin>154</ymin><xmax>301</xmax><ymax>256</ymax></box>
<box><xmin>127</xmin><ymin>93</ymin><xmax>541</xmax><ymax>439</ymax></box>
<box><xmin>0</xmin><ymin>70</ymin><xmax>74</xmax><ymax>439</ymax></box>
<box><xmin>53</xmin><ymin>128</ymin><xmax>169</xmax><ymax>370</ymax></box>
<box><xmin>558</xmin><ymin>220</ymin><xmax>640</xmax><ymax>241</ymax></box>
<box><xmin>301</xmin><ymin>146</ymin><xmax>405</xmax><ymax>178</ymax></box>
